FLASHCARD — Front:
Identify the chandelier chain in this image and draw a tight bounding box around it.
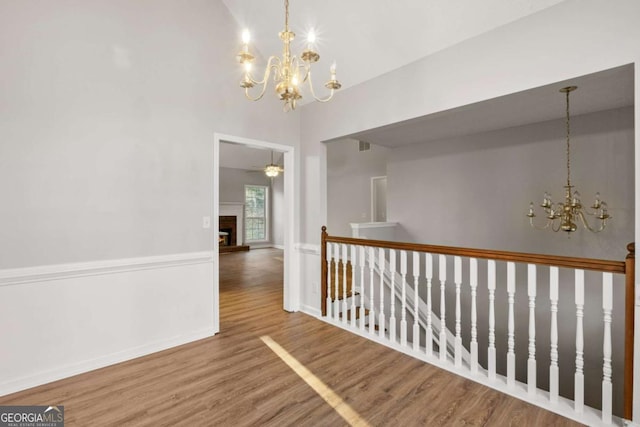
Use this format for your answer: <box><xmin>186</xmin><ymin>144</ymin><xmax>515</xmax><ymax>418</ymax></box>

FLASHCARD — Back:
<box><xmin>284</xmin><ymin>0</ymin><xmax>289</xmax><ymax>32</ymax></box>
<box><xmin>566</xmin><ymin>89</ymin><xmax>571</xmax><ymax>187</ymax></box>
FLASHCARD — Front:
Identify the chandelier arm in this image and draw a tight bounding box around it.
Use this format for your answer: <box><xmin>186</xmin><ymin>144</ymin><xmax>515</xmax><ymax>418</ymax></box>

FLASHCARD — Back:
<box><xmin>577</xmin><ymin>210</ymin><xmax>606</xmax><ymax>233</ymax></box>
<box><xmin>306</xmin><ymin>69</ymin><xmax>336</xmax><ymax>103</ymax></box>
<box><xmin>243</xmin><ymin>57</ymin><xmax>283</xmax><ymax>102</ymax></box>
<box><xmin>529</xmin><ymin>216</ymin><xmax>553</xmax><ymax>230</ymax></box>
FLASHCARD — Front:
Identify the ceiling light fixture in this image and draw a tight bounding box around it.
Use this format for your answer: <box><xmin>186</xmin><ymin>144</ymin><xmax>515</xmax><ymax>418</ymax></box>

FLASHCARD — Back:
<box><xmin>527</xmin><ymin>86</ymin><xmax>610</xmax><ymax>233</ymax></box>
<box><xmin>237</xmin><ymin>0</ymin><xmax>341</xmax><ymax>112</ymax></box>
<box><xmin>265</xmin><ymin>151</ymin><xmax>284</xmax><ymax>178</ymax></box>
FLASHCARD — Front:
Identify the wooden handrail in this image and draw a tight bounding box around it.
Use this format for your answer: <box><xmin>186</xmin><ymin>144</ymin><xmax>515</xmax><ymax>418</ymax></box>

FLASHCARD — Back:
<box><xmin>320</xmin><ymin>226</ymin><xmax>634</xmax><ymax>420</ymax></box>
<box><xmin>323</xmin><ymin>233</ymin><xmax>626</xmax><ymax>274</ymax></box>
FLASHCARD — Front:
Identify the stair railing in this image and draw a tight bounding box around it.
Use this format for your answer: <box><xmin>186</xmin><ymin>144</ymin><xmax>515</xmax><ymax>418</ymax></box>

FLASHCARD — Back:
<box><xmin>320</xmin><ymin>226</ymin><xmax>635</xmax><ymax>426</ymax></box>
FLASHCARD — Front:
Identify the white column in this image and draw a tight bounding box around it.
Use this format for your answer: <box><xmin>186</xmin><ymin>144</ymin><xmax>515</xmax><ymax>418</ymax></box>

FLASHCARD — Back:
<box><xmin>358</xmin><ymin>246</ymin><xmax>366</xmax><ymax>331</ymax></box>
<box><xmin>368</xmin><ymin>247</ymin><xmax>376</xmax><ymax>335</ymax></box>
<box><xmin>439</xmin><ymin>255</ymin><xmax>447</xmax><ymax>362</ymax></box>
<box><xmin>378</xmin><ymin>247</ymin><xmax>386</xmax><ymax>338</ymax></box>
<box><xmin>400</xmin><ymin>250</ymin><xmax>408</xmax><ymax>347</ymax></box>
<box><xmin>333</xmin><ymin>243</ymin><xmax>340</xmax><ymax>320</ymax></box>
<box><xmin>425</xmin><ymin>253</ymin><xmax>433</xmax><ymax>357</ymax></box>
<box><xmin>507</xmin><ymin>262</ymin><xmax>516</xmax><ymax>388</ymax></box>
<box><xmin>413</xmin><ymin>252</ymin><xmax>421</xmax><ymax>352</ymax></box>
<box><xmin>574</xmin><ymin>269</ymin><xmax>585</xmax><ymax>414</ymax></box>
<box><xmin>602</xmin><ymin>272</ymin><xmax>613</xmax><ymax>424</ymax></box>
<box><xmin>470</xmin><ymin>258</ymin><xmax>478</xmax><ymax>373</ymax></box>
<box><xmin>488</xmin><ymin>259</ymin><xmax>496</xmax><ymax>380</ymax></box>
<box><xmin>341</xmin><ymin>243</ymin><xmax>348</xmax><ymax>323</ymax></box>
<box><xmin>350</xmin><ymin>245</ymin><xmax>357</xmax><ymax>328</ymax></box>
<box><xmin>549</xmin><ymin>266</ymin><xmax>559</xmax><ymax>404</ymax></box>
<box><xmin>389</xmin><ymin>249</ymin><xmax>397</xmax><ymax>343</ymax></box>
<box><xmin>454</xmin><ymin>256</ymin><xmax>462</xmax><ymax>368</ymax></box>
<box><xmin>527</xmin><ymin>264</ymin><xmax>537</xmax><ymax>396</ymax></box>
<box><xmin>326</xmin><ymin>243</ymin><xmax>333</xmax><ymax>319</ymax></box>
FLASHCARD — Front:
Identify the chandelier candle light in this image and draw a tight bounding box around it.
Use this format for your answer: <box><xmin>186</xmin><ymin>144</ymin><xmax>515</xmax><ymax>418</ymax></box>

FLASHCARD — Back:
<box><xmin>237</xmin><ymin>0</ymin><xmax>341</xmax><ymax>111</ymax></box>
<box><xmin>527</xmin><ymin>86</ymin><xmax>610</xmax><ymax>233</ymax></box>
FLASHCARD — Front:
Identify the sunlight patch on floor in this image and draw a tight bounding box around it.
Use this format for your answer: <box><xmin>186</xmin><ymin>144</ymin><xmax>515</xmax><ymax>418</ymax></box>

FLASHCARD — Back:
<box><xmin>260</xmin><ymin>335</ymin><xmax>371</xmax><ymax>427</ymax></box>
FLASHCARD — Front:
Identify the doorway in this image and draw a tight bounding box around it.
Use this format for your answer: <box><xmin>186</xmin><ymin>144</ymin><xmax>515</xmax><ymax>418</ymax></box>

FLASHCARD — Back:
<box><xmin>213</xmin><ymin>133</ymin><xmax>297</xmax><ymax>334</ymax></box>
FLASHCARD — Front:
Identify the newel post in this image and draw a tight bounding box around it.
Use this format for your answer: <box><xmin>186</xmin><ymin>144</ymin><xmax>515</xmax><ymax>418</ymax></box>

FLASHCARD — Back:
<box><xmin>321</xmin><ymin>226</ymin><xmax>328</xmax><ymax>316</ymax></box>
<box><xmin>625</xmin><ymin>242</ymin><xmax>635</xmax><ymax>420</ymax></box>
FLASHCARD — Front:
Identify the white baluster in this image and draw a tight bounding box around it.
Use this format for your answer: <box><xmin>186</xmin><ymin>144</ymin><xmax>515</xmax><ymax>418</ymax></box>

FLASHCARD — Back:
<box><xmin>326</xmin><ymin>243</ymin><xmax>333</xmax><ymax>319</ymax></box>
<box><xmin>413</xmin><ymin>252</ymin><xmax>420</xmax><ymax>352</ymax></box>
<box><xmin>574</xmin><ymin>269</ymin><xmax>584</xmax><ymax>413</ymax></box>
<box><xmin>549</xmin><ymin>266</ymin><xmax>559</xmax><ymax>403</ymax></box>
<box><xmin>454</xmin><ymin>256</ymin><xmax>462</xmax><ymax>368</ymax></box>
<box><xmin>439</xmin><ymin>255</ymin><xmax>447</xmax><ymax>362</ymax></box>
<box><xmin>379</xmin><ymin>247</ymin><xmax>386</xmax><ymax>338</ymax></box>
<box><xmin>358</xmin><ymin>246</ymin><xmax>366</xmax><ymax>331</ymax></box>
<box><xmin>368</xmin><ymin>247</ymin><xmax>376</xmax><ymax>335</ymax></box>
<box><xmin>507</xmin><ymin>262</ymin><xmax>516</xmax><ymax>388</ymax></box>
<box><xmin>333</xmin><ymin>243</ymin><xmax>340</xmax><ymax>320</ymax></box>
<box><xmin>488</xmin><ymin>259</ymin><xmax>496</xmax><ymax>380</ymax></box>
<box><xmin>425</xmin><ymin>253</ymin><xmax>433</xmax><ymax>357</ymax></box>
<box><xmin>527</xmin><ymin>264</ymin><xmax>537</xmax><ymax>396</ymax></box>
<box><xmin>342</xmin><ymin>244</ymin><xmax>348</xmax><ymax>323</ymax></box>
<box><xmin>389</xmin><ymin>249</ymin><xmax>397</xmax><ymax>343</ymax></box>
<box><xmin>400</xmin><ymin>251</ymin><xmax>408</xmax><ymax>347</ymax></box>
<box><xmin>470</xmin><ymin>258</ymin><xmax>478</xmax><ymax>373</ymax></box>
<box><xmin>350</xmin><ymin>245</ymin><xmax>357</xmax><ymax>328</ymax></box>
<box><xmin>602</xmin><ymin>272</ymin><xmax>613</xmax><ymax>424</ymax></box>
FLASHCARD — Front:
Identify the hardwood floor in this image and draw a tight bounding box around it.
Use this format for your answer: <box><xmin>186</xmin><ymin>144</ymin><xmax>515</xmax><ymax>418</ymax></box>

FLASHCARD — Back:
<box><xmin>0</xmin><ymin>248</ymin><xmax>582</xmax><ymax>426</ymax></box>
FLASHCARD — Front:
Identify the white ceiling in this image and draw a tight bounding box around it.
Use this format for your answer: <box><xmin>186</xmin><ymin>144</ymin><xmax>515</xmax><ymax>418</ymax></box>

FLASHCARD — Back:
<box><xmin>222</xmin><ymin>0</ymin><xmax>567</xmax><ymax>96</ymax></box>
<box><xmin>219</xmin><ymin>142</ymin><xmax>284</xmax><ymax>170</ymax></box>
<box><xmin>348</xmin><ymin>64</ymin><xmax>635</xmax><ymax>147</ymax></box>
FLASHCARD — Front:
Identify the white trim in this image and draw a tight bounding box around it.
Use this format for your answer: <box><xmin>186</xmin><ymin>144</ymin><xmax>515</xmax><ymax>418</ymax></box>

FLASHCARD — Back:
<box><xmin>272</xmin><ymin>244</ymin><xmax>285</xmax><ymax>250</ymax></box>
<box><xmin>295</xmin><ymin>243</ymin><xmax>320</xmax><ymax>256</ymax></box>
<box><xmin>244</xmin><ymin>184</ymin><xmax>270</xmax><ymax>243</ymax></box>
<box><xmin>0</xmin><ymin>328</ymin><xmax>213</xmax><ymax>397</ymax></box>
<box><xmin>300</xmin><ymin>304</ymin><xmax>322</xmax><ymax>318</ymax></box>
<box><xmin>214</xmin><ymin>133</ymin><xmax>298</xmax><ymax>316</ymax></box>
<box><xmin>0</xmin><ymin>252</ymin><xmax>213</xmax><ymax>287</ymax></box>
<box><xmin>349</xmin><ymin>222</ymin><xmax>399</xmax><ymax>230</ymax></box>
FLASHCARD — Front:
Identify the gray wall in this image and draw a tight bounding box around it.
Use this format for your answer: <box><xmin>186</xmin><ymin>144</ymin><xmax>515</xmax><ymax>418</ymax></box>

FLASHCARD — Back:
<box><xmin>387</xmin><ymin>107</ymin><xmax>634</xmax><ymax>261</ymax></box>
<box><xmin>0</xmin><ymin>0</ymin><xmax>299</xmax><ymax>269</ymax></box>
<box><xmin>219</xmin><ymin>167</ymin><xmax>270</xmax><ymax>204</ymax></box>
<box><xmin>327</xmin><ymin>139</ymin><xmax>389</xmax><ymax>236</ymax></box>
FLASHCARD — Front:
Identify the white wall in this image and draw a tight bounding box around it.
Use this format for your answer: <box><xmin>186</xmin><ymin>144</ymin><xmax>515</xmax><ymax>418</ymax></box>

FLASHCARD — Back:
<box><xmin>219</xmin><ymin>167</ymin><xmax>271</xmax><ymax>204</ymax></box>
<box><xmin>388</xmin><ymin>107</ymin><xmax>634</xmax><ymax>260</ymax></box>
<box><xmin>272</xmin><ymin>173</ymin><xmax>285</xmax><ymax>247</ymax></box>
<box><xmin>0</xmin><ymin>0</ymin><xmax>299</xmax><ymax>395</ymax></box>
<box><xmin>327</xmin><ymin>139</ymin><xmax>389</xmax><ymax>236</ymax></box>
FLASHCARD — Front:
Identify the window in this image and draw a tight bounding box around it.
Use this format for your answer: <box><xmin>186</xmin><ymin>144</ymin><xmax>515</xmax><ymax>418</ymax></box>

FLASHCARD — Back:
<box><xmin>244</xmin><ymin>185</ymin><xmax>268</xmax><ymax>242</ymax></box>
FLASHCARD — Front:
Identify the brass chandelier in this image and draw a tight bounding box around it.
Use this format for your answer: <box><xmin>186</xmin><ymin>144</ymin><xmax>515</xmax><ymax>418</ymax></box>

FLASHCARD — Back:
<box><xmin>527</xmin><ymin>86</ymin><xmax>610</xmax><ymax>233</ymax></box>
<box><xmin>236</xmin><ymin>0</ymin><xmax>341</xmax><ymax>112</ymax></box>
<box><xmin>264</xmin><ymin>151</ymin><xmax>283</xmax><ymax>178</ymax></box>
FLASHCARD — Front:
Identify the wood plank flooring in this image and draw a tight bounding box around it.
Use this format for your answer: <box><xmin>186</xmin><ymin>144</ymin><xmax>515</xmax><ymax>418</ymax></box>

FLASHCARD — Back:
<box><xmin>0</xmin><ymin>248</ymin><xmax>582</xmax><ymax>426</ymax></box>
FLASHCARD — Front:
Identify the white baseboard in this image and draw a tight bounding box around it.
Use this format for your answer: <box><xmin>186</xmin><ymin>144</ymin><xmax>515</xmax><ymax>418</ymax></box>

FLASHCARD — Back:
<box><xmin>300</xmin><ymin>304</ymin><xmax>321</xmax><ymax>318</ymax></box>
<box><xmin>0</xmin><ymin>328</ymin><xmax>215</xmax><ymax>397</ymax></box>
<box><xmin>0</xmin><ymin>253</ymin><xmax>215</xmax><ymax>397</ymax></box>
<box><xmin>272</xmin><ymin>244</ymin><xmax>285</xmax><ymax>250</ymax></box>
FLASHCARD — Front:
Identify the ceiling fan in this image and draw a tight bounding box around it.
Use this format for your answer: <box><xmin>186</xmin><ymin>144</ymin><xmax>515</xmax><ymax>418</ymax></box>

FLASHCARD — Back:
<box><xmin>245</xmin><ymin>151</ymin><xmax>284</xmax><ymax>178</ymax></box>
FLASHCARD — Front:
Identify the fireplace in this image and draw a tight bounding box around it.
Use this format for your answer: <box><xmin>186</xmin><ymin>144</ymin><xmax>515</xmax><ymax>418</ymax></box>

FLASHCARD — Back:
<box><xmin>219</xmin><ymin>215</ymin><xmax>250</xmax><ymax>253</ymax></box>
<box><xmin>219</xmin><ymin>216</ymin><xmax>237</xmax><ymax>246</ymax></box>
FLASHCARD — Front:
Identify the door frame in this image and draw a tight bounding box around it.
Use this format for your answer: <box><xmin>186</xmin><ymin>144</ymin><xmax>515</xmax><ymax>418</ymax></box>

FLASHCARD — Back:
<box><xmin>213</xmin><ymin>133</ymin><xmax>297</xmax><ymax>333</ymax></box>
